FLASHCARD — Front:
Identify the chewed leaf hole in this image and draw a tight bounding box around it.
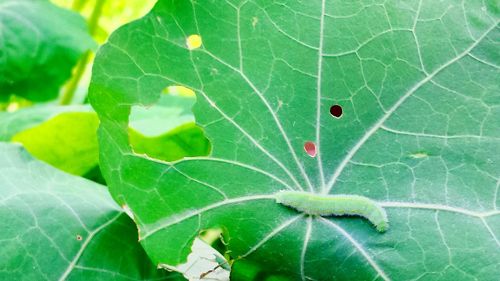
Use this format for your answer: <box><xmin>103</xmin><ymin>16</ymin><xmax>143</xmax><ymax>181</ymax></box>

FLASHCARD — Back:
<box><xmin>304</xmin><ymin>141</ymin><xmax>317</xmax><ymax>157</ymax></box>
<box><xmin>128</xmin><ymin>86</ymin><xmax>211</xmax><ymax>162</ymax></box>
<box><xmin>330</xmin><ymin>104</ymin><xmax>343</xmax><ymax>118</ymax></box>
<box><xmin>186</xmin><ymin>34</ymin><xmax>202</xmax><ymax>50</ymax></box>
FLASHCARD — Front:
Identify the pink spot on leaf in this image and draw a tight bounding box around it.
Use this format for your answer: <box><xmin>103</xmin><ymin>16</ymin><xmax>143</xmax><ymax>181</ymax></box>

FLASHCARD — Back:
<box><xmin>304</xmin><ymin>141</ymin><xmax>317</xmax><ymax>157</ymax></box>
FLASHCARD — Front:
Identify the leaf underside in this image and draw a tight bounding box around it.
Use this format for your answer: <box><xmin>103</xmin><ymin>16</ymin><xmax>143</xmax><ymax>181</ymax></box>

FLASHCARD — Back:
<box><xmin>90</xmin><ymin>0</ymin><xmax>500</xmax><ymax>280</ymax></box>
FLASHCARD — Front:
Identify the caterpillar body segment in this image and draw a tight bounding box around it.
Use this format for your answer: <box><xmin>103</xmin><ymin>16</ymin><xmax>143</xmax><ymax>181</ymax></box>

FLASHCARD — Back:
<box><xmin>274</xmin><ymin>191</ymin><xmax>388</xmax><ymax>232</ymax></box>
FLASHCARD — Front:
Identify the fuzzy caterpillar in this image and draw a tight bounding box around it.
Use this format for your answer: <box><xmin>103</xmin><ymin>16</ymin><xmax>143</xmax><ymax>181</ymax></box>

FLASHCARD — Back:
<box><xmin>274</xmin><ymin>191</ymin><xmax>388</xmax><ymax>232</ymax></box>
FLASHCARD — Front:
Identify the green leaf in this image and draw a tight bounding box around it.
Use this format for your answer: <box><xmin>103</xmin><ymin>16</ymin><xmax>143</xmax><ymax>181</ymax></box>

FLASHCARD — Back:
<box><xmin>0</xmin><ymin>105</ymin><xmax>92</xmax><ymax>141</ymax></box>
<box><xmin>0</xmin><ymin>0</ymin><xmax>95</xmax><ymax>102</ymax></box>
<box><xmin>12</xmin><ymin>111</ymin><xmax>100</xmax><ymax>176</ymax></box>
<box><xmin>0</xmin><ymin>105</ymin><xmax>99</xmax><ymax>176</ymax></box>
<box><xmin>0</xmin><ymin>143</ymin><xmax>178</xmax><ymax>280</ymax></box>
<box><xmin>90</xmin><ymin>1</ymin><xmax>500</xmax><ymax>280</ymax></box>
<box><xmin>129</xmin><ymin>93</ymin><xmax>196</xmax><ymax>137</ymax></box>
<box><xmin>0</xmin><ymin>98</ymin><xmax>208</xmax><ymax>176</ymax></box>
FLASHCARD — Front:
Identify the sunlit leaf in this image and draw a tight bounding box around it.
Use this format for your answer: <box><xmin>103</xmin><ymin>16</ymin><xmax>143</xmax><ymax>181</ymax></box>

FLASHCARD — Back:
<box><xmin>90</xmin><ymin>1</ymin><xmax>500</xmax><ymax>280</ymax></box>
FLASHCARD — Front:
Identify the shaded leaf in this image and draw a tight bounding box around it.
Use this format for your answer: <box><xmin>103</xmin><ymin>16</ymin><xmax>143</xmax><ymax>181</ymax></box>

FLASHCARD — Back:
<box><xmin>0</xmin><ymin>0</ymin><xmax>95</xmax><ymax>101</ymax></box>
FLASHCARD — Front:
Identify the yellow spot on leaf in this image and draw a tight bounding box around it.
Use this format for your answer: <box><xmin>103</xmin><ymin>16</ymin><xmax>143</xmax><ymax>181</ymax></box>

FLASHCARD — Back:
<box><xmin>200</xmin><ymin>228</ymin><xmax>223</xmax><ymax>245</ymax></box>
<box><xmin>167</xmin><ymin>86</ymin><xmax>195</xmax><ymax>97</ymax></box>
<box><xmin>186</xmin><ymin>34</ymin><xmax>202</xmax><ymax>50</ymax></box>
<box><xmin>252</xmin><ymin>17</ymin><xmax>258</xmax><ymax>28</ymax></box>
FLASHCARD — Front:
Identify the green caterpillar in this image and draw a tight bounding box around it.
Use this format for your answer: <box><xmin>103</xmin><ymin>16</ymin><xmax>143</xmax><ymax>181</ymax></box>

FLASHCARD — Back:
<box><xmin>274</xmin><ymin>191</ymin><xmax>388</xmax><ymax>232</ymax></box>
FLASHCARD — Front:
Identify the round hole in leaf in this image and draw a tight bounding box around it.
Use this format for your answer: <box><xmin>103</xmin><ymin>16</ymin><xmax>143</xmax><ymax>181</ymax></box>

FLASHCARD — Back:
<box><xmin>330</xmin><ymin>105</ymin><xmax>342</xmax><ymax>118</ymax></box>
<box><xmin>304</xmin><ymin>141</ymin><xmax>317</xmax><ymax>157</ymax></box>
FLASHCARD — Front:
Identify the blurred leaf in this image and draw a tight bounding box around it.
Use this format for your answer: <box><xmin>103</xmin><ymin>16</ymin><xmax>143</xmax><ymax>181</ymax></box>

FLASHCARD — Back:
<box><xmin>230</xmin><ymin>260</ymin><xmax>261</xmax><ymax>281</ymax></box>
<box><xmin>129</xmin><ymin>94</ymin><xmax>196</xmax><ymax>137</ymax></box>
<box><xmin>0</xmin><ymin>143</ymin><xmax>179</xmax><ymax>280</ymax></box>
<box><xmin>0</xmin><ymin>0</ymin><xmax>95</xmax><ymax>102</ymax></box>
<box><xmin>0</xmin><ymin>105</ymin><xmax>97</xmax><ymax>176</ymax></box>
<box><xmin>0</xmin><ymin>105</ymin><xmax>92</xmax><ymax>141</ymax></box>
<box><xmin>129</xmin><ymin>93</ymin><xmax>211</xmax><ymax>161</ymax></box>
<box><xmin>12</xmin><ymin>111</ymin><xmax>99</xmax><ymax>176</ymax></box>
<box><xmin>130</xmin><ymin>123</ymin><xmax>210</xmax><ymax>162</ymax></box>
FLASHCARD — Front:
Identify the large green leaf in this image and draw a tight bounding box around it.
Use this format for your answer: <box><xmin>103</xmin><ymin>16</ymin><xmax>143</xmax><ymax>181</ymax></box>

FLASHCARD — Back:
<box><xmin>90</xmin><ymin>1</ymin><xmax>500</xmax><ymax>280</ymax></box>
<box><xmin>0</xmin><ymin>143</ymin><xmax>179</xmax><ymax>280</ymax></box>
<box><xmin>0</xmin><ymin>0</ymin><xmax>95</xmax><ymax>102</ymax></box>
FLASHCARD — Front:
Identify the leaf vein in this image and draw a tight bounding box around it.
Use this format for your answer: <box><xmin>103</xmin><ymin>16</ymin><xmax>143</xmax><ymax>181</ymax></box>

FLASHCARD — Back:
<box><xmin>324</xmin><ymin>20</ymin><xmax>500</xmax><ymax>194</ymax></box>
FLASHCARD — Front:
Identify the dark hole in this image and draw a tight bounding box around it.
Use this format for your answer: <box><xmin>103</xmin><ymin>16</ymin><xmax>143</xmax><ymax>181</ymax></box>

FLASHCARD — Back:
<box><xmin>330</xmin><ymin>105</ymin><xmax>343</xmax><ymax>118</ymax></box>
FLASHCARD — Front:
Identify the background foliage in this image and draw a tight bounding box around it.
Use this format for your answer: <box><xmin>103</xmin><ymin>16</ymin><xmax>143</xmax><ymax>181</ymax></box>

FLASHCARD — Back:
<box><xmin>0</xmin><ymin>1</ymin><xmax>211</xmax><ymax>280</ymax></box>
<box><xmin>1</xmin><ymin>0</ymin><xmax>499</xmax><ymax>280</ymax></box>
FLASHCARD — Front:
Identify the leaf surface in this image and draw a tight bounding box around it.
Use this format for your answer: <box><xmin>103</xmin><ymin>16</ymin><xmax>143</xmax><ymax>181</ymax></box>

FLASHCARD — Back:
<box><xmin>0</xmin><ymin>143</ymin><xmax>179</xmax><ymax>280</ymax></box>
<box><xmin>0</xmin><ymin>0</ymin><xmax>95</xmax><ymax>101</ymax></box>
<box><xmin>90</xmin><ymin>1</ymin><xmax>500</xmax><ymax>280</ymax></box>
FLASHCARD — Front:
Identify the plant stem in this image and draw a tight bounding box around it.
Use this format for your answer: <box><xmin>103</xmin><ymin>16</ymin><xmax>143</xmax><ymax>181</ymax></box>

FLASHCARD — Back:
<box><xmin>60</xmin><ymin>0</ymin><xmax>106</xmax><ymax>105</ymax></box>
<box><xmin>86</xmin><ymin>0</ymin><xmax>106</xmax><ymax>34</ymax></box>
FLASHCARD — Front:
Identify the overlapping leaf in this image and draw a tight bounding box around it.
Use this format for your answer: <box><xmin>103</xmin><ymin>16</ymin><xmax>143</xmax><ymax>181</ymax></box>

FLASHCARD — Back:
<box><xmin>0</xmin><ymin>143</ymin><xmax>179</xmax><ymax>280</ymax></box>
<box><xmin>90</xmin><ymin>1</ymin><xmax>500</xmax><ymax>280</ymax></box>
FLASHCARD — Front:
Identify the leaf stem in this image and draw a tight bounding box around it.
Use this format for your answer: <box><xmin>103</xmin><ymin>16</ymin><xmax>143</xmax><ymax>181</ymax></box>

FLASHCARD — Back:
<box><xmin>60</xmin><ymin>0</ymin><xmax>106</xmax><ymax>105</ymax></box>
